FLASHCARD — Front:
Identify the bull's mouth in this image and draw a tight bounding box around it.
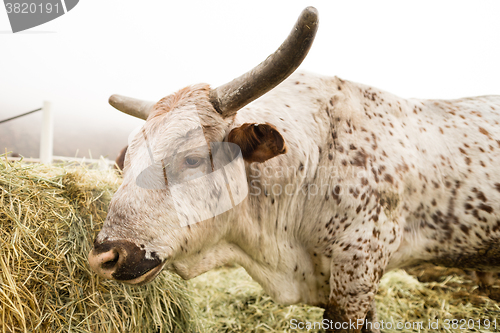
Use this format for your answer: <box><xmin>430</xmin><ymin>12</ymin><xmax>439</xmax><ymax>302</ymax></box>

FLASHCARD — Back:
<box><xmin>120</xmin><ymin>260</ymin><xmax>167</xmax><ymax>286</ymax></box>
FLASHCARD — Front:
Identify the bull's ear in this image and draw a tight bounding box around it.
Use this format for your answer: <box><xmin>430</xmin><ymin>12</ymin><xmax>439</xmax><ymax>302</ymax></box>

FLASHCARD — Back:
<box><xmin>227</xmin><ymin>123</ymin><xmax>287</xmax><ymax>163</ymax></box>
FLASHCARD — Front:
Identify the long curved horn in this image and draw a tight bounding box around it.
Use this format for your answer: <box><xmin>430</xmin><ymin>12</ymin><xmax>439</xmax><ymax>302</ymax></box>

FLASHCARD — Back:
<box><xmin>108</xmin><ymin>94</ymin><xmax>156</xmax><ymax>120</ymax></box>
<box><xmin>209</xmin><ymin>6</ymin><xmax>319</xmax><ymax>118</ymax></box>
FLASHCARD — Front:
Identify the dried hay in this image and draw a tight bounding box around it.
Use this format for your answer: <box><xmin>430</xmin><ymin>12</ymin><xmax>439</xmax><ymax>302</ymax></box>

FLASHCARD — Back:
<box><xmin>189</xmin><ymin>266</ymin><xmax>323</xmax><ymax>332</ymax></box>
<box><xmin>0</xmin><ymin>156</ymin><xmax>198</xmax><ymax>333</ymax></box>
<box><xmin>191</xmin><ymin>266</ymin><xmax>500</xmax><ymax>332</ymax></box>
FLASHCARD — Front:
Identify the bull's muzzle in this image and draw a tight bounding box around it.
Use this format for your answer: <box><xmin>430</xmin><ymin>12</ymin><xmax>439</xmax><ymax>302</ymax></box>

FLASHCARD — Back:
<box><xmin>88</xmin><ymin>239</ymin><xmax>164</xmax><ymax>285</ymax></box>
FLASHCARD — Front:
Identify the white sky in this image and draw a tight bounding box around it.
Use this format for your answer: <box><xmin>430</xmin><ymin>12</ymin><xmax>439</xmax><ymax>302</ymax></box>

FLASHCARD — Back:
<box><xmin>1</xmin><ymin>0</ymin><xmax>499</xmax><ymax>157</ymax></box>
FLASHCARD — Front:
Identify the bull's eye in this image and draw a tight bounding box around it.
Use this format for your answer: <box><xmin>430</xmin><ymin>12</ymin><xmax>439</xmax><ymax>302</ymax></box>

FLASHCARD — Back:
<box><xmin>185</xmin><ymin>156</ymin><xmax>202</xmax><ymax>168</ymax></box>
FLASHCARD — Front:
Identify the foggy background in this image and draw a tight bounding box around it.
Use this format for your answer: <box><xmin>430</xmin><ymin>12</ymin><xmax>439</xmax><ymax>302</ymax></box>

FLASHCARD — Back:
<box><xmin>1</xmin><ymin>1</ymin><xmax>499</xmax><ymax>160</ymax></box>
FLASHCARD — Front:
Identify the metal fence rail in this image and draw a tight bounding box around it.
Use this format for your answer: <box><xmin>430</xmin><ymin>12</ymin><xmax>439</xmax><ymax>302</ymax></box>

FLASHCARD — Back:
<box><xmin>0</xmin><ymin>108</ymin><xmax>42</xmax><ymax>124</ymax></box>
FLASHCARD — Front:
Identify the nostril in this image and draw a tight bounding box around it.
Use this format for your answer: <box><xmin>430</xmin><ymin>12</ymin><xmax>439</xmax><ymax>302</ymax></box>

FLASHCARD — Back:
<box><xmin>88</xmin><ymin>248</ymin><xmax>122</xmax><ymax>279</ymax></box>
<box><xmin>101</xmin><ymin>250</ymin><xmax>119</xmax><ymax>270</ymax></box>
<box><xmin>89</xmin><ymin>240</ymin><xmax>162</xmax><ymax>282</ymax></box>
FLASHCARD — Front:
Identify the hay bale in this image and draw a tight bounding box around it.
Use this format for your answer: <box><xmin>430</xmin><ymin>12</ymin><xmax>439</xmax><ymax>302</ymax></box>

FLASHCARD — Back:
<box><xmin>0</xmin><ymin>157</ymin><xmax>198</xmax><ymax>333</ymax></box>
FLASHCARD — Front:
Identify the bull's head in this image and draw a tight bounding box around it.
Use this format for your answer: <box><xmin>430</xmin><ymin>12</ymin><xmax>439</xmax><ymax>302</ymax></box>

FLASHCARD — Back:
<box><xmin>88</xmin><ymin>7</ymin><xmax>318</xmax><ymax>285</ymax></box>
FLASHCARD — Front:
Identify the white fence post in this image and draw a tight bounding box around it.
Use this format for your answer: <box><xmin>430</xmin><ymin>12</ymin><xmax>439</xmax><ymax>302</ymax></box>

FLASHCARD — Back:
<box><xmin>39</xmin><ymin>101</ymin><xmax>53</xmax><ymax>164</ymax></box>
